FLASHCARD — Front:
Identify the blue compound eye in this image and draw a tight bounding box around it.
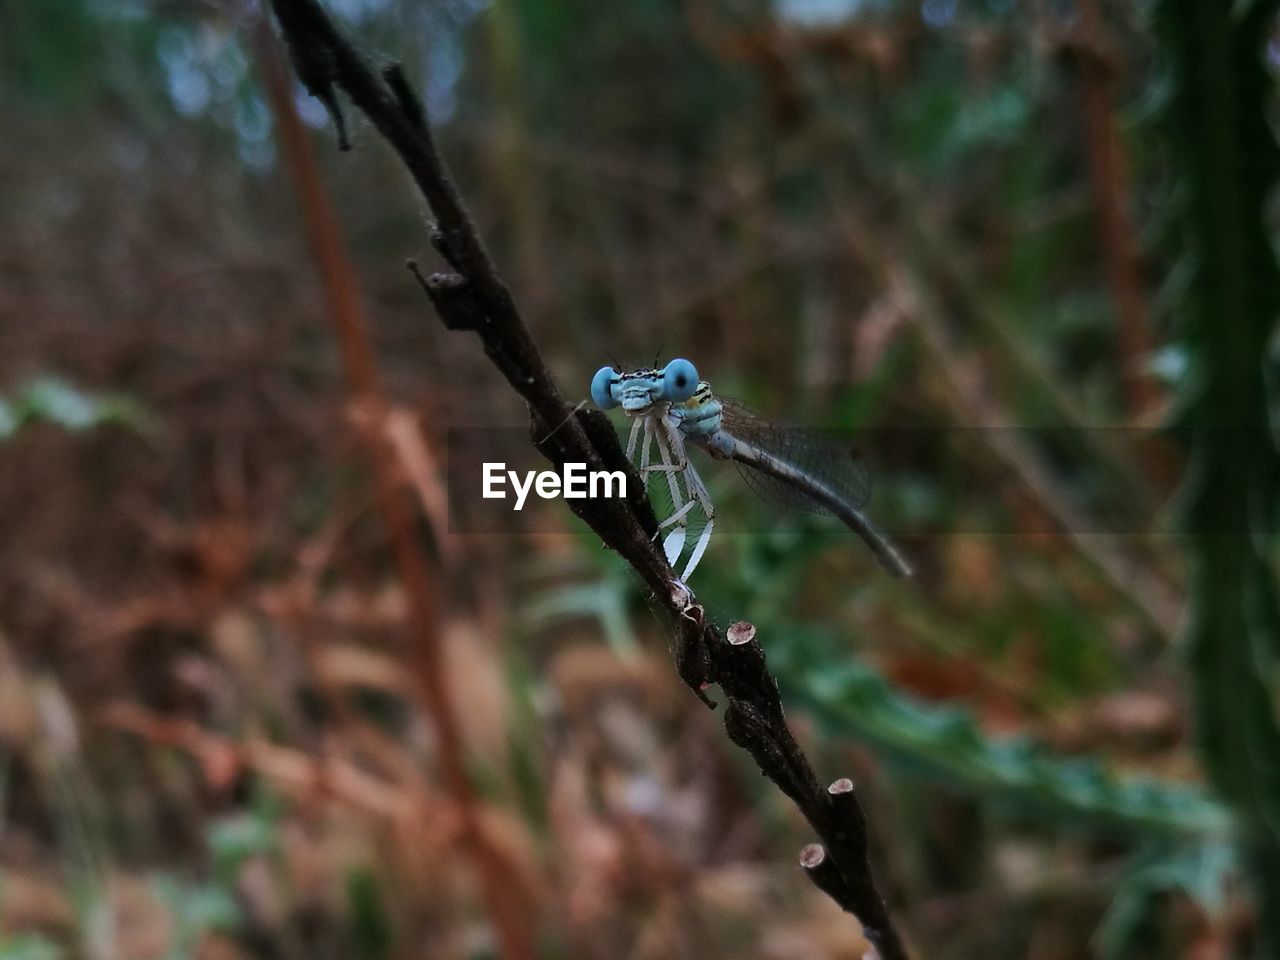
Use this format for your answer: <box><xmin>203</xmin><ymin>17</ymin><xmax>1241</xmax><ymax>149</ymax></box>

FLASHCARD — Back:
<box><xmin>590</xmin><ymin>366</ymin><xmax>620</xmax><ymax>409</ymax></box>
<box><xmin>660</xmin><ymin>358</ymin><xmax>698</xmax><ymax>402</ymax></box>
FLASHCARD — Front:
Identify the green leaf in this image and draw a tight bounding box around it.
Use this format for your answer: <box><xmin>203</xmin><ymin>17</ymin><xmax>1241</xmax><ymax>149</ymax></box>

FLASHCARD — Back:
<box><xmin>1</xmin><ymin>377</ymin><xmax>151</xmax><ymax>438</ymax></box>
<box><xmin>206</xmin><ymin>811</ymin><xmax>277</xmax><ymax>875</ymax></box>
<box><xmin>1097</xmin><ymin>843</ymin><xmax>1236</xmax><ymax>959</ymax></box>
<box><xmin>780</xmin><ymin>636</ymin><xmax>1231</xmax><ymax>839</ymax></box>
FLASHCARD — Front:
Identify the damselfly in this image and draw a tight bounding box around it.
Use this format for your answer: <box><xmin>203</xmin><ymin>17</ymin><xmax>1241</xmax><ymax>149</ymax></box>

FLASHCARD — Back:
<box><xmin>591</xmin><ymin>359</ymin><xmax>912</xmax><ymax>581</ymax></box>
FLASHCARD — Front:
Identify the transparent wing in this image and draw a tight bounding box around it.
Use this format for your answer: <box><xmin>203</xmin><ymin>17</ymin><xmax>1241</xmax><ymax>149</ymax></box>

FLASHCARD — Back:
<box><xmin>717</xmin><ymin>399</ymin><xmax>871</xmax><ymax>514</ymax></box>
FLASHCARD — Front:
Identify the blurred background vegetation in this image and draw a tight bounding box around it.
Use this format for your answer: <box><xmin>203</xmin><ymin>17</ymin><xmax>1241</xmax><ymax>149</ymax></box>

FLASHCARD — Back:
<box><xmin>2</xmin><ymin>0</ymin><xmax>1279</xmax><ymax>957</ymax></box>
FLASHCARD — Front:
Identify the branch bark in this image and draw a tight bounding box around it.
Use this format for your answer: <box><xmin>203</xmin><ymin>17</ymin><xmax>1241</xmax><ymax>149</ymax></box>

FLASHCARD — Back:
<box><xmin>265</xmin><ymin>2</ymin><xmax>911</xmax><ymax>955</ymax></box>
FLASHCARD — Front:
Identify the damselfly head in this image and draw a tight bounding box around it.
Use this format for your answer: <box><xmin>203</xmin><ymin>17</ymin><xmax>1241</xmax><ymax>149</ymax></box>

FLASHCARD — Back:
<box><xmin>590</xmin><ymin>359</ymin><xmax>700</xmax><ymax>415</ymax></box>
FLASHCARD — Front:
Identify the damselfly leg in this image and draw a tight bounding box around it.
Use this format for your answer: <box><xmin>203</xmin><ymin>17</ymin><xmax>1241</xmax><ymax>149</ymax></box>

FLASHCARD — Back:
<box><xmin>634</xmin><ymin>412</ymin><xmax>717</xmax><ymax>579</ymax></box>
<box><xmin>649</xmin><ymin>418</ymin><xmax>688</xmax><ymax>565</ymax></box>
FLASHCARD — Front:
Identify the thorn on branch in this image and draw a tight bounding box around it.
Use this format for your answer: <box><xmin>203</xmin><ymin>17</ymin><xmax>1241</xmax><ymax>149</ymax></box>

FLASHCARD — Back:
<box><xmin>675</xmin><ymin>618</ymin><xmax>715</xmax><ymax>708</ymax></box>
<box><xmin>828</xmin><ymin>777</ymin><xmax>871</xmax><ymax>860</ymax></box>
<box><xmin>406</xmin><ymin>262</ymin><xmax>483</xmax><ymax>331</ymax></box>
<box><xmin>800</xmin><ymin>843</ymin><xmax>854</xmax><ymax>906</ymax></box>
<box><xmin>430</xmin><ymin>226</ymin><xmax>466</xmax><ymax>274</ymax></box>
<box><xmin>801</xmin><ymin>841</ymin><xmax>887</xmax><ymax>958</ymax></box>
<box><xmin>716</xmin><ymin>621</ymin><xmax>786</xmax><ymax>728</ymax></box>
<box><xmin>829</xmin><ymin>776</ymin><xmax>857</xmax><ymax>794</ymax></box>
<box><xmin>269</xmin><ymin>1</ymin><xmax>350</xmax><ymax>149</ymax></box>
<box><xmin>318</xmin><ymin>85</ymin><xmax>352</xmax><ymax>150</ymax></box>
<box><xmin>405</xmin><ymin>258</ymin><xmax>434</xmax><ymax>295</ymax></box>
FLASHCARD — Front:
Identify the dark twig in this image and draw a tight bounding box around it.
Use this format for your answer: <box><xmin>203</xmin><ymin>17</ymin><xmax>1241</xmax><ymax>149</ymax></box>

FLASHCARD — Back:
<box><xmin>800</xmin><ymin>843</ymin><xmax>848</xmax><ymax>903</ymax></box>
<box><xmin>266</xmin><ymin>2</ymin><xmax>909</xmax><ymax>955</ymax></box>
<box><xmin>801</xmin><ymin>837</ymin><xmax>887</xmax><ymax>957</ymax></box>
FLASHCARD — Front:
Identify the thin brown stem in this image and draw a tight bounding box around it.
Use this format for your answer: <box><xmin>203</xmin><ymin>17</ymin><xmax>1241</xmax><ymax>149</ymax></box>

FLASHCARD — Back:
<box><xmin>1071</xmin><ymin>0</ymin><xmax>1161</xmax><ymax>419</ymax></box>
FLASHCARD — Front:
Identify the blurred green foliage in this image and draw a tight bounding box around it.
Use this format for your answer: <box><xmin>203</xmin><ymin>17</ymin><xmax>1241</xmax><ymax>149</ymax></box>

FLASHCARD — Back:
<box><xmin>0</xmin><ymin>378</ymin><xmax>150</xmax><ymax>441</ymax></box>
<box><xmin>0</xmin><ymin>936</ymin><xmax>62</xmax><ymax>960</ymax></box>
<box><xmin>530</xmin><ymin>568</ymin><xmax>1230</xmax><ymax>840</ymax></box>
<box><xmin>1156</xmin><ymin>0</ymin><xmax>1280</xmax><ymax>950</ymax></box>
